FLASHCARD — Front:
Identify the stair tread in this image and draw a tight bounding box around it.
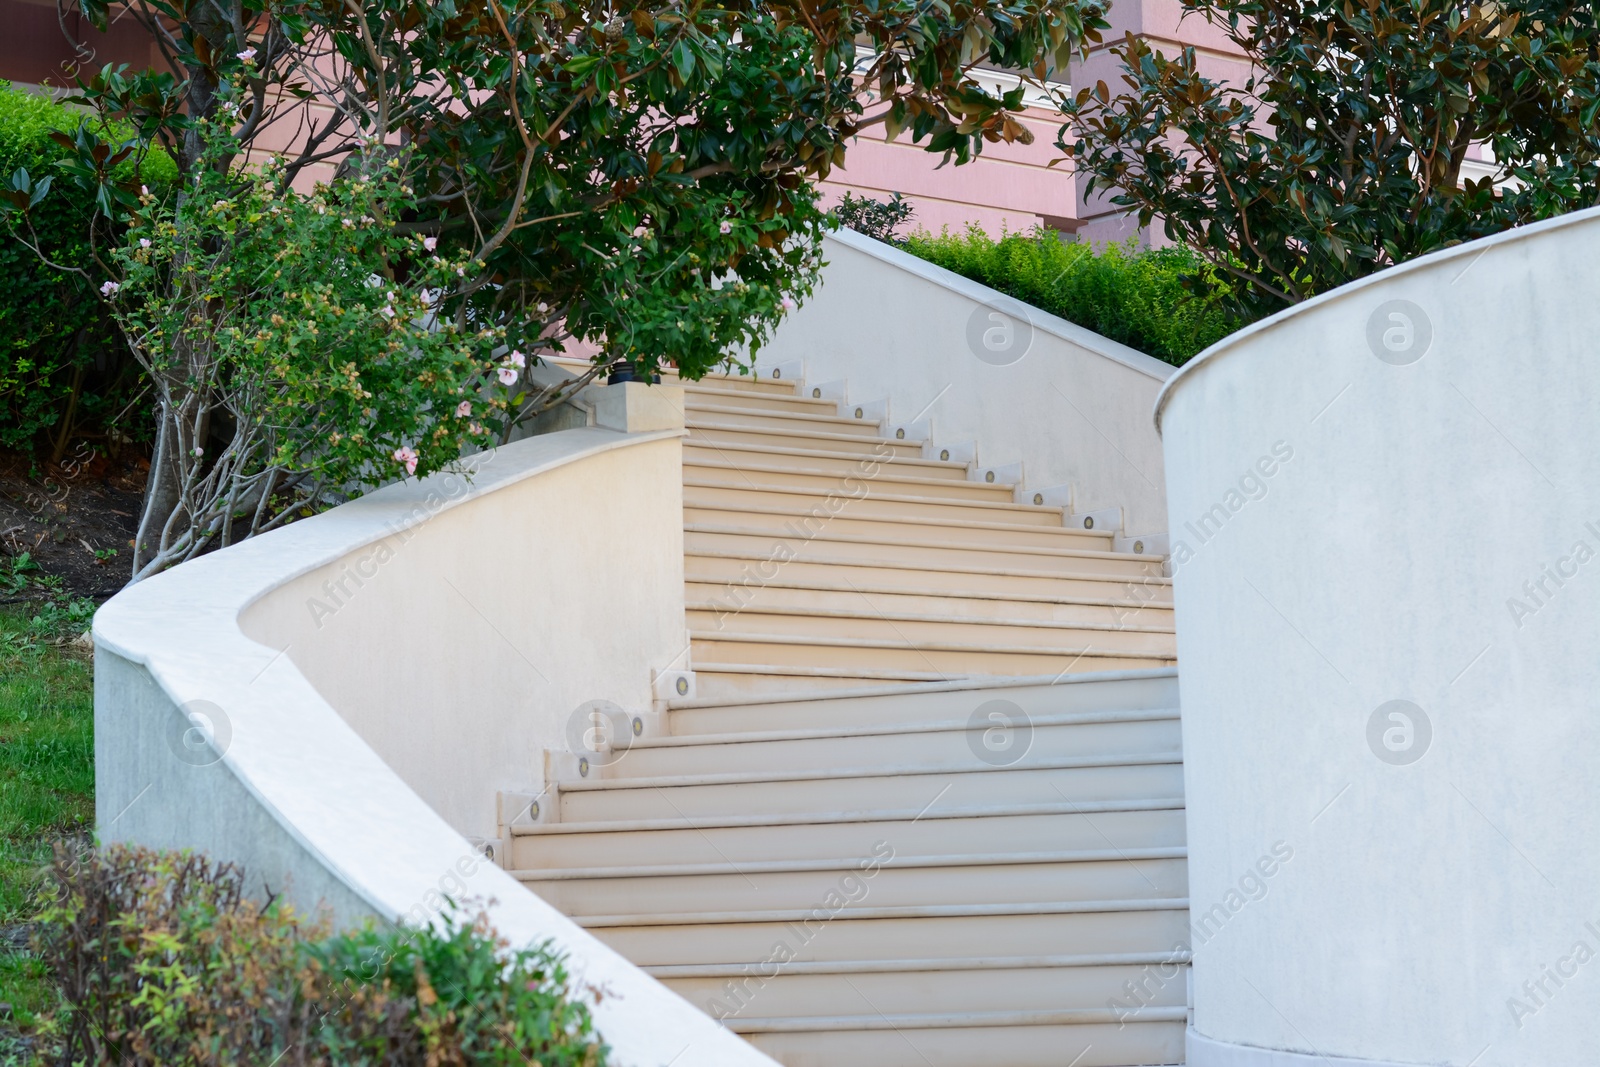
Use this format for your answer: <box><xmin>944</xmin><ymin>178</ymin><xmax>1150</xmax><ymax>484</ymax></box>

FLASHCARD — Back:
<box><xmin>678</xmin><ymin>385</ymin><xmax>839</xmax><ymax>409</ymax></box>
<box><xmin>515</xmin><ymin>797</ymin><xmax>1186</xmax><ymax>837</ymax></box>
<box><xmin>685</xmin><ymin>523</ymin><xmax>1151</xmax><ymax>563</ymax></box>
<box><xmin>683</xmin><ymin>484</ymin><xmax>1065</xmax><ymax>521</ymax></box>
<box><xmin>687</xmin><ymin>600</ymin><xmax>1174</xmax><ymax>636</ymax></box>
<box><xmin>686</xmin><ymin>545</ymin><xmax>1172</xmax><ymax>585</ymax></box>
<box><xmin>689</xmin><ymin>420</ymin><xmax>919</xmax><ymax>449</ymax></box>
<box><xmin>645</xmin><ymin>950</ymin><xmax>1194</xmax><ymax>977</ymax></box>
<box><xmin>726</xmin><ymin>1006</ymin><xmax>1190</xmax><ymax>1032</ymax></box>
<box><xmin>685</xmin><ymin>574</ymin><xmax>1168</xmax><ymax>609</ymax></box>
<box><xmin>684</xmin><ymin>459</ymin><xmax>1015</xmax><ymax>494</ymax></box>
<box><xmin>559</xmin><ymin>751</ymin><xmax>1181</xmax><ymax>793</ymax></box>
<box><xmin>670</xmin><ymin>665</ymin><xmax>1178</xmax><ymax>710</ymax></box>
<box><xmin>691</xmin><ymin>629</ymin><xmax>1175</xmax><ymax>659</ymax></box>
<box><xmin>685</xmin><ymin>402</ymin><xmax>886</xmax><ymax>430</ymax></box>
<box><xmin>577</xmin><ymin>897</ymin><xmax>1191</xmax><ymax>928</ymax></box>
<box><xmin>684</xmin><ymin>439</ymin><xmax>966</xmax><ymax>472</ymax></box>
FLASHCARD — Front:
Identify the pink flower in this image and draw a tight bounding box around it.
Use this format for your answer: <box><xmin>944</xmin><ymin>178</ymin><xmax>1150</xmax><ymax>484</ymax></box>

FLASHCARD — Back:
<box><xmin>719</xmin><ymin>220</ymin><xmax>732</xmax><ymax>235</ymax></box>
<box><xmin>496</xmin><ymin>366</ymin><xmax>519</xmax><ymax>386</ymax></box>
<box><xmin>139</xmin><ymin>238</ymin><xmax>151</xmax><ymax>249</ymax></box>
<box><xmin>422</xmin><ymin>236</ymin><xmax>437</xmax><ymax>252</ymax></box>
<box><xmin>506</xmin><ymin>349</ymin><xmax>526</xmax><ymax>369</ymax></box>
<box><xmin>455</xmin><ymin>400</ymin><xmax>472</xmax><ymax>418</ymax></box>
<box><xmin>237</xmin><ymin>47</ymin><xmax>257</xmax><ymax>63</ymax></box>
<box><xmin>140</xmin><ymin>185</ymin><xmax>149</xmax><ymax>196</ymax></box>
<box><xmin>778</xmin><ymin>295</ymin><xmax>798</xmax><ymax>314</ymax></box>
<box><xmin>100</xmin><ymin>280</ymin><xmax>120</xmax><ymax>297</ymax></box>
<box><xmin>393</xmin><ymin>446</ymin><xmax>418</xmax><ymax>475</ymax></box>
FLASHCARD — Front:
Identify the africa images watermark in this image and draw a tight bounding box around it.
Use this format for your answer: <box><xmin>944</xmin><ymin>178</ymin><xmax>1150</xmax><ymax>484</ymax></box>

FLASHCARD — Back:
<box><xmin>1504</xmin><ymin>519</ymin><xmax>1600</xmax><ymax>630</ymax></box>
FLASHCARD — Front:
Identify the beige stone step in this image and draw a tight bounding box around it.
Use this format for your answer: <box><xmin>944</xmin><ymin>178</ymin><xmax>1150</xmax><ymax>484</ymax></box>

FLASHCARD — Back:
<box><xmin>671</xmin><ymin>670</ymin><xmax>1178</xmax><ymax>733</ymax></box>
<box><xmin>521</xmin><ymin>850</ymin><xmax>1187</xmax><ymax>916</ymax></box>
<box><xmin>683</xmin><ymin>485</ymin><xmax>1076</xmax><ymax>532</ymax></box>
<box><xmin>684</xmin><ymin>552</ymin><xmax>1172</xmax><ymax>608</ymax></box>
<box><xmin>684</xmin><ymin>441</ymin><xmax>972</xmax><ymax>481</ymax></box>
<box><xmin>688</xmin><ymin>422</ymin><xmax>924</xmax><ymax>458</ymax></box>
<box><xmin>684</xmin><ymin>460</ymin><xmax>1017</xmax><ymax>502</ymax></box>
<box><xmin>742</xmin><ymin>1015</ymin><xmax>1186</xmax><ymax>1067</ymax></box>
<box><xmin>685</xmin><ymin>582</ymin><xmax>1175</xmax><ymax>630</ymax></box>
<box><xmin>685</xmin><ymin>527</ymin><xmax>1163</xmax><ymax>579</ymax></box>
<box><xmin>684</xmin><ymin>402</ymin><xmax>887</xmax><ymax>438</ymax></box>
<box><xmin>657</xmin><ymin>956</ymin><xmax>1187</xmax><ymax>1021</ymax></box>
<box><xmin>584</xmin><ymin>901</ymin><xmax>1193</xmax><ymax>965</ymax></box>
<box><xmin>690</xmin><ymin>615</ymin><xmax>1174</xmax><ymax>664</ymax></box>
<box><xmin>688</xmin><ymin>665</ymin><xmax>962</xmax><ymax>703</ymax></box>
<box><xmin>605</xmin><ymin>710</ymin><xmax>1179</xmax><ymax>780</ymax></box>
<box><xmin>680</xmin><ymin>386</ymin><xmax>842</xmax><ymax>414</ymax></box>
<box><xmin>684</xmin><ymin>508</ymin><xmax>1110</xmax><ymax>557</ymax></box>
<box><xmin>512</xmin><ymin>801</ymin><xmax>1186</xmax><ymax>870</ymax></box>
<box><xmin>689</xmin><ymin>631</ymin><xmax>1175</xmax><ymax>676</ymax></box>
<box><xmin>557</xmin><ymin>757</ymin><xmax>1184</xmax><ymax>822</ymax></box>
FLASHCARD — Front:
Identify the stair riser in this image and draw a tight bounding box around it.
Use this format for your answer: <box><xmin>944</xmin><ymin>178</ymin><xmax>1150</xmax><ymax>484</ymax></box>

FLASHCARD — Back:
<box><xmin>685</xmin><ymin>405</ymin><xmax>887</xmax><ymax>437</ymax></box>
<box><xmin>525</xmin><ymin>858</ymin><xmax>1188</xmax><ymax>916</ymax></box>
<box><xmin>689</xmin><ymin>425</ymin><xmax>923</xmax><ymax>457</ymax></box>
<box><xmin>685</xmin><ymin>583</ymin><xmax>1176</xmax><ymax>629</ymax></box>
<box><xmin>608</xmin><ymin>719</ymin><xmax>1181</xmax><ymax>780</ymax></box>
<box><xmin>558</xmin><ymin>763</ymin><xmax>1185</xmax><ymax>822</ymax></box>
<box><xmin>680</xmin><ymin>390</ymin><xmax>843</xmax><ymax>415</ymax></box>
<box><xmin>685</xmin><ymin>508</ymin><xmax>1100</xmax><ymax>550</ymax></box>
<box><xmin>689</xmin><ymin>617</ymin><xmax>1175</xmax><ymax>657</ymax></box>
<box><xmin>685</xmin><ymin>555</ymin><xmax>1173</xmax><ymax>605</ymax></box>
<box><xmin>685</xmin><ymin>465</ymin><xmax>1016</xmax><ymax>502</ymax></box>
<box><xmin>745</xmin><ymin>1021</ymin><xmax>1186</xmax><ymax>1067</ymax></box>
<box><xmin>672</xmin><ymin>675</ymin><xmax>1180</xmax><ymax>733</ymax></box>
<box><xmin>662</xmin><ymin>962</ymin><xmax>1187</xmax><ymax>1020</ymax></box>
<box><xmin>685</xmin><ymin>531</ymin><xmax>1161</xmax><ymax>578</ymax></box>
<box><xmin>688</xmin><ymin>636</ymin><xmax>1174</xmax><ymax>675</ymax></box>
<box><xmin>512</xmin><ymin>807</ymin><xmax>1187</xmax><ymax>870</ymax></box>
<box><xmin>684</xmin><ymin>444</ymin><xmax>970</xmax><ymax>481</ymax></box>
<box><xmin>684</xmin><ymin>491</ymin><xmax>1070</xmax><ymax>531</ymax></box>
<box><xmin>587</xmin><ymin>907</ymin><xmax>1194</xmax><ymax>966</ymax></box>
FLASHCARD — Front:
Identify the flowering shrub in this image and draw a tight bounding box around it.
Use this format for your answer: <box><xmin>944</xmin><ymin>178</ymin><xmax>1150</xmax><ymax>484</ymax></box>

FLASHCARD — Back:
<box><xmin>35</xmin><ymin>843</ymin><xmax>611</xmax><ymax>1066</ymax></box>
<box><xmin>103</xmin><ymin>126</ymin><xmax>507</xmax><ymax>579</ymax></box>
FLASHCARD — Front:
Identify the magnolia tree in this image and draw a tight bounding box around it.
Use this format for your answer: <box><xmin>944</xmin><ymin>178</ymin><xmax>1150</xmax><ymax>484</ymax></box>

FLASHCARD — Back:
<box><xmin>5</xmin><ymin>0</ymin><xmax>1106</xmax><ymax>578</ymax></box>
<box><xmin>1062</xmin><ymin>0</ymin><xmax>1600</xmax><ymax>317</ymax></box>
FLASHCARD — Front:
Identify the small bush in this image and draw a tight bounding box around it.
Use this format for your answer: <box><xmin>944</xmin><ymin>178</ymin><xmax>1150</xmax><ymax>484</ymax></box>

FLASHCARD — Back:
<box><xmin>0</xmin><ymin>84</ymin><xmax>171</xmax><ymax>462</ymax></box>
<box><xmin>901</xmin><ymin>224</ymin><xmax>1247</xmax><ymax>365</ymax></box>
<box><xmin>831</xmin><ymin>191</ymin><xmax>915</xmax><ymax>244</ymax></box>
<box><xmin>32</xmin><ymin>844</ymin><xmax>612</xmax><ymax>1066</ymax></box>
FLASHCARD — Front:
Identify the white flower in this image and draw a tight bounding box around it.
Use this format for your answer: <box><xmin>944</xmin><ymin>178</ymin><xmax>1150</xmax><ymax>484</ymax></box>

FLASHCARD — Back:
<box><xmin>342</xmin><ymin>218</ymin><xmax>355</xmax><ymax>229</ymax></box>
<box><xmin>422</xmin><ymin>236</ymin><xmax>437</xmax><ymax>252</ymax></box>
<box><xmin>456</xmin><ymin>400</ymin><xmax>473</xmax><ymax>418</ymax></box>
<box><xmin>468</xmin><ymin>422</ymin><xmax>485</xmax><ymax>436</ymax></box>
<box><xmin>496</xmin><ymin>366</ymin><xmax>519</xmax><ymax>386</ymax></box>
<box><xmin>191</xmin><ymin>446</ymin><xmax>204</xmax><ymax>458</ymax></box>
<box><xmin>535</xmin><ymin>301</ymin><xmax>549</xmax><ymax>315</ymax></box>
<box><xmin>100</xmin><ymin>280</ymin><xmax>120</xmax><ymax>297</ymax></box>
<box><xmin>778</xmin><ymin>295</ymin><xmax>798</xmax><ymax>314</ymax></box>
<box><xmin>237</xmin><ymin>47</ymin><xmax>257</xmax><ymax>63</ymax></box>
<box><xmin>393</xmin><ymin>446</ymin><xmax>419</xmax><ymax>475</ymax></box>
<box><xmin>506</xmin><ymin>349</ymin><xmax>526</xmax><ymax>369</ymax></box>
<box><xmin>632</xmin><ymin>225</ymin><xmax>650</xmax><ymax>239</ymax></box>
<box><xmin>139</xmin><ymin>238</ymin><xmax>151</xmax><ymax>249</ymax></box>
<box><xmin>140</xmin><ymin>184</ymin><xmax>149</xmax><ymax>196</ymax></box>
<box><xmin>380</xmin><ymin>306</ymin><xmax>395</xmax><ymax>319</ymax></box>
<box><xmin>719</xmin><ymin>220</ymin><xmax>732</xmax><ymax>235</ymax></box>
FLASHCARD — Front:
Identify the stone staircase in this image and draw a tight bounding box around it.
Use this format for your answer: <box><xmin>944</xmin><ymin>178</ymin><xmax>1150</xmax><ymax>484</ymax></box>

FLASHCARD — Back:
<box><xmin>514</xmin><ymin>368</ymin><xmax>1188</xmax><ymax>1066</ymax></box>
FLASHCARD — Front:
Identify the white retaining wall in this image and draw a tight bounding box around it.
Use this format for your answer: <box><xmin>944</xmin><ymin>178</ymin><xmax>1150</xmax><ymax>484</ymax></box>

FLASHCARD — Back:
<box><xmin>1158</xmin><ymin>207</ymin><xmax>1600</xmax><ymax>1066</ymax></box>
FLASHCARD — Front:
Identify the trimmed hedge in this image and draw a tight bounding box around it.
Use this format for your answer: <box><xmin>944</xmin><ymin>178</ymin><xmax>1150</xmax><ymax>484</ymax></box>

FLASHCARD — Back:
<box><xmin>900</xmin><ymin>224</ymin><xmax>1246</xmax><ymax>366</ymax></box>
<box><xmin>0</xmin><ymin>84</ymin><xmax>170</xmax><ymax>462</ymax></box>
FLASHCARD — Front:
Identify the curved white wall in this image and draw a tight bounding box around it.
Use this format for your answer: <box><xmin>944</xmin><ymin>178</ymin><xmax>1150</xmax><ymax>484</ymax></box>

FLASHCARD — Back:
<box><xmin>94</xmin><ymin>423</ymin><xmax>777</xmax><ymax>1067</ymax></box>
<box><xmin>1157</xmin><ymin>208</ymin><xmax>1600</xmax><ymax>1066</ymax></box>
<box><xmin>754</xmin><ymin>229</ymin><xmax>1175</xmax><ymax>535</ymax></box>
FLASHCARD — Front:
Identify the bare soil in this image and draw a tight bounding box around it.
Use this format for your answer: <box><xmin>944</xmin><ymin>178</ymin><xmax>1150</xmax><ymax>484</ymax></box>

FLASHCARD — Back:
<box><xmin>0</xmin><ymin>447</ymin><xmax>148</xmax><ymax>601</ymax></box>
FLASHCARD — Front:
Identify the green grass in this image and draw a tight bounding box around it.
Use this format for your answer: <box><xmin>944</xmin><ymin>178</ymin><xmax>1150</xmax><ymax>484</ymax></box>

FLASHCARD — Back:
<box><xmin>0</xmin><ymin>608</ymin><xmax>94</xmax><ymax>1030</ymax></box>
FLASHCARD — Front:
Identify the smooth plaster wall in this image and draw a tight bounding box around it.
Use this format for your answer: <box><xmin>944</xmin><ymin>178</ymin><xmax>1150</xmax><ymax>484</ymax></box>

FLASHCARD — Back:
<box><xmin>95</xmin><ymin>427</ymin><xmax>775</xmax><ymax>1067</ymax></box>
<box><xmin>753</xmin><ymin>229</ymin><xmax>1175</xmax><ymax>535</ymax></box>
<box><xmin>1158</xmin><ymin>207</ymin><xmax>1600</xmax><ymax>1066</ymax></box>
<box><xmin>239</xmin><ymin>436</ymin><xmax>687</xmax><ymax>840</ymax></box>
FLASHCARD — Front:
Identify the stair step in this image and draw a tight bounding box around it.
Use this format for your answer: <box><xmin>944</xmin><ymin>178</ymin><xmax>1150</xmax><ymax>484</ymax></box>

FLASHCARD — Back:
<box><xmin>685</xmin><ymin>460</ymin><xmax>1017</xmax><ymax>502</ymax></box>
<box><xmin>742</xmin><ymin>1015</ymin><xmax>1185</xmax><ymax>1067</ymax></box>
<box><xmin>689</xmin><ymin>423</ymin><xmax>924</xmax><ymax>458</ymax></box>
<box><xmin>688</xmin><ymin>665</ymin><xmax>967</xmax><ymax>703</ymax></box>
<box><xmin>558</xmin><ymin>756</ymin><xmax>1184</xmax><ymax>822</ymax></box>
<box><xmin>685</xmin><ymin>583</ymin><xmax>1175</xmax><ymax>630</ymax></box>
<box><xmin>511</xmin><ymin>801</ymin><xmax>1186</xmax><ymax>870</ymax></box>
<box><xmin>670</xmin><ymin>669</ymin><xmax>1180</xmax><ymax>732</ymax></box>
<box><xmin>684</xmin><ymin>552</ymin><xmax>1172</xmax><ymax>607</ymax></box>
<box><xmin>684</xmin><ymin>441</ymin><xmax>971</xmax><ymax>480</ymax></box>
<box><xmin>689</xmin><ymin>631</ymin><xmax>1175</xmax><ymax>677</ymax></box>
<box><xmin>684</xmin><ymin>402</ymin><xmax>889</xmax><ymax>437</ymax></box>
<box><xmin>662</xmin><ymin>958</ymin><xmax>1184</xmax><ymax>1020</ymax></box>
<box><xmin>683</xmin><ymin>495</ymin><xmax>1089</xmax><ymax>540</ymax></box>
<box><xmin>679</xmin><ymin>386</ymin><xmax>843</xmax><ymax>414</ymax></box>
<box><xmin>605</xmin><ymin>710</ymin><xmax>1179</xmax><ymax>779</ymax></box>
<box><xmin>585</xmin><ymin>900</ymin><xmax>1192</xmax><ymax>963</ymax></box>
<box><xmin>685</xmin><ymin>527</ymin><xmax>1160</xmax><ymax>579</ymax></box>
<box><xmin>521</xmin><ymin>850</ymin><xmax>1186</xmax><ymax>916</ymax></box>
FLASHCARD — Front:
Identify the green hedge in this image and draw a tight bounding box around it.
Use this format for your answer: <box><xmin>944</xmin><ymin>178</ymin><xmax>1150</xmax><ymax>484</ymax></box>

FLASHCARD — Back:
<box><xmin>900</xmin><ymin>224</ymin><xmax>1245</xmax><ymax>366</ymax></box>
<box><xmin>0</xmin><ymin>83</ymin><xmax>170</xmax><ymax>462</ymax></box>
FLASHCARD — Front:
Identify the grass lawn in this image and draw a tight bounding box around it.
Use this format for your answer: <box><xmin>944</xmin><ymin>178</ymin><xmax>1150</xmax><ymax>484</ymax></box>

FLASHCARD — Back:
<box><xmin>0</xmin><ymin>608</ymin><xmax>95</xmax><ymax>1031</ymax></box>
